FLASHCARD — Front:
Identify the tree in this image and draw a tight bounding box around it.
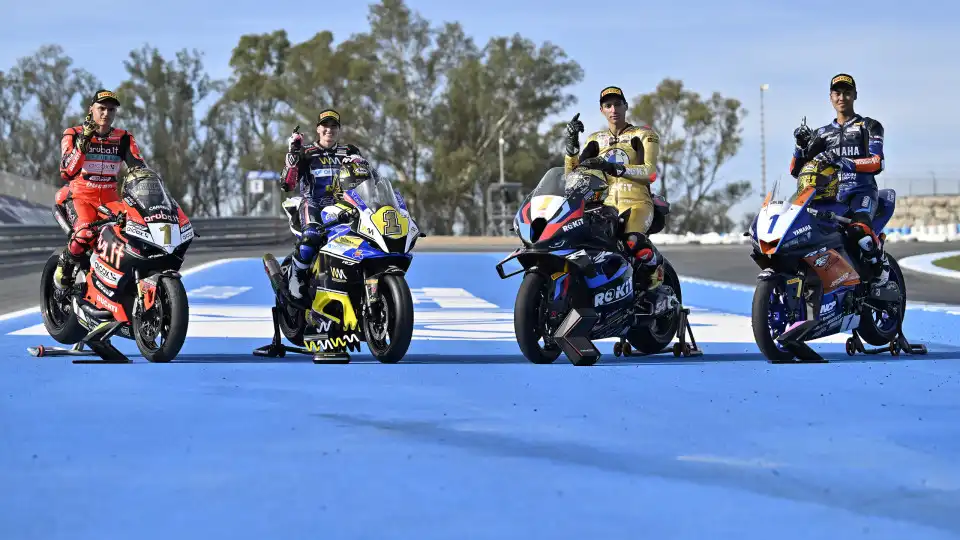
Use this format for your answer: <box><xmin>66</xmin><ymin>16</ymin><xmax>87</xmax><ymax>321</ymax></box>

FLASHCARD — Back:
<box><xmin>630</xmin><ymin>78</ymin><xmax>751</xmax><ymax>234</ymax></box>
<box><xmin>428</xmin><ymin>35</ymin><xmax>581</xmax><ymax>233</ymax></box>
<box><xmin>0</xmin><ymin>45</ymin><xmax>99</xmax><ymax>181</ymax></box>
<box><xmin>116</xmin><ymin>45</ymin><xmax>222</xmax><ymax>213</ymax></box>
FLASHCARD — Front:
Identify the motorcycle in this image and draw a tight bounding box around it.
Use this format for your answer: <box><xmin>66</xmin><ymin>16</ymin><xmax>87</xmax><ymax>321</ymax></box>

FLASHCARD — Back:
<box><xmin>747</xmin><ymin>155</ymin><xmax>927</xmax><ymax>362</ymax></box>
<box><xmin>495</xmin><ymin>165</ymin><xmax>700</xmax><ymax>366</ymax></box>
<box><xmin>255</xmin><ymin>162</ymin><xmax>424</xmax><ymax>364</ymax></box>
<box><xmin>31</xmin><ymin>167</ymin><xmax>195</xmax><ymax>363</ymax></box>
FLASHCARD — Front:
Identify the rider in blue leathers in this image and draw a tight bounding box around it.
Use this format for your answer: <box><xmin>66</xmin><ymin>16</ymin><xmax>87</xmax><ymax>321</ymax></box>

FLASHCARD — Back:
<box><xmin>790</xmin><ymin>73</ymin><xmax>890</xmax><ymax>286</ymax></box>
<box><xmin>279</xmin><ymin>109</ymin><xmax>363</xmax><ymax>299</ymax></box>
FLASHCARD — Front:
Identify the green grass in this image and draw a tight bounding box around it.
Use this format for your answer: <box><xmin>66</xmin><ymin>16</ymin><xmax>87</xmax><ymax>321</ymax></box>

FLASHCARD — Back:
<box><xmin>932</xmin><ymin>254</ymin><xmax>960</xmax><ymax>272</ymax></box>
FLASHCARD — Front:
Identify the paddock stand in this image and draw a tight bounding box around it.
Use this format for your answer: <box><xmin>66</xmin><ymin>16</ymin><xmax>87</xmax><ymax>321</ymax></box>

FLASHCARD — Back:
<box><xmin>845</xmin><ymin>318</ymin><xmax>928</xmax><ymax>357</ymax></box>
<box><xmin>252</xmin><ymin>306</ymin><xmax>351</xmax><ymax>364</ymax></box>
<box><xmin>28</xmin><ymin>321</ymin><xmax>131</xmax><ymax>364</ymax></box>
<box><xmin>613</xmin><ymin>304</ymin><xmax>703</xmax><ymax>359</ymax></box>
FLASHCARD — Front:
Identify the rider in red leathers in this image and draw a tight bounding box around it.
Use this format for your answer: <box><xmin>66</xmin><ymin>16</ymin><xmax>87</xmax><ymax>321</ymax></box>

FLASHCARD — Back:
<box><xmin>54</xmin><ymin>89</ymin><xmax>148</xmax><ymax>289</ymax></box>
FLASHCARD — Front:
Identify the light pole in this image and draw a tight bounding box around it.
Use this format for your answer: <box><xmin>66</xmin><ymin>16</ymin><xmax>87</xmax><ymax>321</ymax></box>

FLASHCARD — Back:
<box><xmin>760</xmin><ymin>83</ymin><xmax>769</xmax><ymax>195</ymax></box>
<box><xmin>498</xmin><ymin>131</ymin><xmax>505</xmax><ymax>184</ymax></box>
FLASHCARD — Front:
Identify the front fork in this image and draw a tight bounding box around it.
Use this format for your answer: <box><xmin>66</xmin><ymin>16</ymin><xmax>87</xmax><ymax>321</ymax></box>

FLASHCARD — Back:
<box><xmin>759</xmin><ymin>267</ymin><xmax>823</xmax><ymax>325</ymax></box>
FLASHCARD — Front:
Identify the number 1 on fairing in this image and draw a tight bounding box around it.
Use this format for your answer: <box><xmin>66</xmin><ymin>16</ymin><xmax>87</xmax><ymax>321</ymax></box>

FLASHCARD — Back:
<box><xmin>382</xmin><ymin>210</ymin><xmax>401</xmax><ymax>236</ymax></box>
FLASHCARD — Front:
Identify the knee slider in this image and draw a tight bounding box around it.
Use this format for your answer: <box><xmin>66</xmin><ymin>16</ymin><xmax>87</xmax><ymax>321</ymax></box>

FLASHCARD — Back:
<box><xmin>295</xmin><ymin>226</ymin><xmax>324</xmax><ymax>262</ymax></box>
<box><xmin>625</xmin><ymin>232</ymin><xmax>650</xmax><ymax>251</ymax></box>
<box><xmin>68</xmin><ymin>228</ymin><xmax>96</xmax><ymax>256</ymax></box>
<box><xmin>849</xmin><ymin>220</ymin><xmax>878</xmax><ymax>245</ymax></box>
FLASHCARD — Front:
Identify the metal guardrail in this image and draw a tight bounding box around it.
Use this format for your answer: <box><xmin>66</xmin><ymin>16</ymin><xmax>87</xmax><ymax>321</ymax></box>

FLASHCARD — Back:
<box><xmin>0</xmin><ymin>217</ymin><xmax>293</xmax><ymax>270</ymax></box>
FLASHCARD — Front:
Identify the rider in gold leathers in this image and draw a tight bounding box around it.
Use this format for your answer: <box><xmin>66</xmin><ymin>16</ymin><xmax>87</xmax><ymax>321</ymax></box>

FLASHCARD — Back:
<box><xmin>564</xmin><ymin>85</ymin><xmax>664</xmax><ymax>291</ymax></box>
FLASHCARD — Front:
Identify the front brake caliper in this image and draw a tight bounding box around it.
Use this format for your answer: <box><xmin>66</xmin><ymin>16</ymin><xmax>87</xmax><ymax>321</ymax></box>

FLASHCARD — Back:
<box><xmin>138</xmin><ymin>276</ymin><xmax>159</xmax><ymax>312</ymax></box>
<box><xmin>365</xmin><ymin>277</ymin><xmax>380</xmax><ymax>305</ymax></box>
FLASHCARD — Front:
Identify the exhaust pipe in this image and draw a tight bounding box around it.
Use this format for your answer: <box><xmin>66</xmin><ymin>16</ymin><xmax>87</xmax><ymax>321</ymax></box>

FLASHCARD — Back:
<box><xmin>262</xmin><ymin>254</ymin><xmax>284</xmax><ymax>294</ymax></box>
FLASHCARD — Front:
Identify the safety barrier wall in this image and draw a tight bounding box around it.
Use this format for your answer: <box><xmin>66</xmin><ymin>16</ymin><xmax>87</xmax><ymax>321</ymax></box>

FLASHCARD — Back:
<box><xmin>1</xmin><ymin>216</ymin><xmax>958</xmax><ymax>271</ymax></box>
<box><xmin>0</xmin><ymin>217</ymin><xmax>294</xmax><ymax>270</ymax></box>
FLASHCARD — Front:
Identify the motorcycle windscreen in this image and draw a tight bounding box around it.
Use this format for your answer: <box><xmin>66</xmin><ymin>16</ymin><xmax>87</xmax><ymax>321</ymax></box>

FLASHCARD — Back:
<box><xmin>347</xmin><ymin>176</ymin><xmax>411</xmax><ymax>243</ymax></box>
<box><xmin>125</xmin><ymin>177</ymin><xmax>177</xmax><ymax>218</ymax></box>
<box><xmin>528</xmin><ymin>167</ymin><xmax>567</xmax><ymax>197</ymax></box>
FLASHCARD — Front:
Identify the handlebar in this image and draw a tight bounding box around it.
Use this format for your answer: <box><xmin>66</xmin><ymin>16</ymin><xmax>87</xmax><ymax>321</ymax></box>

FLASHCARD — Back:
<box><xmin>87</xmin><ymin>210</ymin><xmax>127</xmax><ymax>229</ymax></box>
<box><xmin>805</xmin><ymin>207</ymin><xmax>851</xmax><ymax>225</ymax></box>
<box><xmin>319</xmin><ymin>207</ymin><xmax>359</xmax><ymax>231</ymax></box>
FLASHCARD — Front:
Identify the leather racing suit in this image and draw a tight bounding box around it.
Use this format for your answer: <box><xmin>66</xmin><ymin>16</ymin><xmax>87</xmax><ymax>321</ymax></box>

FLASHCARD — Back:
<box><xmin>55</xmin><ymin>123</ymin><xmax>147</xmax><ymax>287</ymax></box>
<box><xmin>280</xmin><ymin>140</ymin><xmax>363</xmax><ymax>298</ymax></box>
<box><xmin>790</xmin><ymin>114</ymin><xmax>889</xmax><ymax>284</ymax></box>
<box><xmin>565</xmin><ymin>123</ymin><xmax>663</xmax><ymax>290</ymax></box>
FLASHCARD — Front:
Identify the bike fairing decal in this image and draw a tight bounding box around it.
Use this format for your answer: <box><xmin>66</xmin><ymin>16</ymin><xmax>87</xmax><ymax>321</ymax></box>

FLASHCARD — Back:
<box><xmin>538</xmin><ymin>200</ymin><xmax>585</xmax><ymax>242</ymax></box>
<box><xmin>342</xmin><ymin>190</ymin><xmax>367</xmax><ymax>211</ymax></box>
<box><xmin>553</xmin><ymin>273</ymin><xmax>570</xmax><ymax>300</ymax></box>
<box><xmin>583</xmin><ymin>263</ymin><xmax>628</xmax><ymax>288</ymax></box>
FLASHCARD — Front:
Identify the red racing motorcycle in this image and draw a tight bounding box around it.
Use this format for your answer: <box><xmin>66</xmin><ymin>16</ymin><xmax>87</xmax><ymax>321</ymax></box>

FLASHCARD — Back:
<box><xmin>32</xmin><ymin>167</ymin><xmax>195</xmax><ymax>363</ymax></box>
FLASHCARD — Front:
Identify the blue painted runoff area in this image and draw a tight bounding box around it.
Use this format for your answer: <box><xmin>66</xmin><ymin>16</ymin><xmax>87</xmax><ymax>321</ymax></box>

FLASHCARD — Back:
<box><xmin>1</xmin><ymin>252</ymin><xmax>959</xmax><ymax>539</ymax></box>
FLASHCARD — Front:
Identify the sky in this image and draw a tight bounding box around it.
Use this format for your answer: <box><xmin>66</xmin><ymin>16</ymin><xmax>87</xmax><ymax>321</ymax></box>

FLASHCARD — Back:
<box><xmin>4</xmin><ymin>0</ymin><xmax>960</xmax><ymax>223</ymax></box>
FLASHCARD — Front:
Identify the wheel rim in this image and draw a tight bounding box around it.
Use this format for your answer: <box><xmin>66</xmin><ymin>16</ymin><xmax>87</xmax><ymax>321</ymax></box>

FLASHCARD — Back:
<box><xmin>647</xmin><ymin>284</ymin><xmax>680</xmax><ymax>342</ymax></box>
<box><xmin>870</xmin><ymin>273</ymin><xmax>904</xmax><ymax>335</ymax></box>
<box><xmin>534</xmin><ymin>279</ymin><xmax>559</xmax><ymax>353</ymax></box>
<box><xmin>367</xmin><ymin>294</ymin><xmax>393</xmax><ymax>353</ymax></box>
<box><xmin>45</xmin><ymin>285</ymin><xmax>73</xmax><ymax>329</ymax></box>
<box><xmin>766</xmin><ymin>283</ymin><xmax>793</xmax><ymax>352</ymax></box>
<box><xmin>136</xmin><ymin>287</ymin><xmax>171</xmax><ymax>352</ymax></box>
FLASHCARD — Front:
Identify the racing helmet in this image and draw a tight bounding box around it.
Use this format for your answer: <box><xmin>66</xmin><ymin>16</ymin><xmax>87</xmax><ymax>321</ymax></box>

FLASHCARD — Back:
<box><xmin>121</xmin><ymin>165</ymin><xmax>163</xmax><ymax>194</ymax></box>
<box><xmin>336</xmin><ymin>156</ymin><xmax>378</xmax><ymax>194</ymax></box>
<box><xmin>797</xmin><ymin>159</ymin><xmax>840</xmax><ymax>202</ymax></box>
<box><xmin>565</xmin><ymin>168</ymin><xmax>609</xmax><ymax>204</ymax></box>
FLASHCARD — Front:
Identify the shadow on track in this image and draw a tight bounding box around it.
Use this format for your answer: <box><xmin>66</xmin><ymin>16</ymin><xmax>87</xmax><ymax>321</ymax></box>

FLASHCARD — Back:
<box><xmin>167</xmin><ymin>349</ymin><xmax>958</xmax><ymax>365</ymax></box>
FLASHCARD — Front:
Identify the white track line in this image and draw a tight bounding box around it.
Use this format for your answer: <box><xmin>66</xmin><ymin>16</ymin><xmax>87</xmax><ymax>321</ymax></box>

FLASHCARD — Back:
<box><xmin>898</xmin><ymin>250</ymin><xmax>960</xmax><ymax>281</ymax></box>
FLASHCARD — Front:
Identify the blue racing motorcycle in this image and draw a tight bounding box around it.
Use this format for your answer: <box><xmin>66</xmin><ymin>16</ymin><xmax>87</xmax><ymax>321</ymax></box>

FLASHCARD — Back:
<box><xmin>495</xmin><ymin>165</ymin><xmax>700</xmax><ymax>366</ymax></box>
<box><xmin>255</xmin><ymin>162</ymin><xmax>424</xmax><ymax>363</ymax></box>
<box><xmin>747</xmin><ymin>157</ymin><xmax>926</xmax><ymax>362</ymax></box>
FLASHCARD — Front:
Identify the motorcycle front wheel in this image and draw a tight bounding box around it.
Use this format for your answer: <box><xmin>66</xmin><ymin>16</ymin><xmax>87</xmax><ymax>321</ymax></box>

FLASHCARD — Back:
<box><xmin>134</xmin><ymin>276</ymin><xmax>189</xmax><ymax>363</ymax></box>
<box><xmin>751</xmin><ymin>277</ymin><xmax>797</xmax><ymax>363</ymax></box>
<box><xmin>513</xmin><ymin>272</ymin><xmax>562</xmax><ymax>364</ymax></box>
<box><xmin>363</xmin><ymin>273</ymin><xmax>414</xmax><ymax>363</ymax></box>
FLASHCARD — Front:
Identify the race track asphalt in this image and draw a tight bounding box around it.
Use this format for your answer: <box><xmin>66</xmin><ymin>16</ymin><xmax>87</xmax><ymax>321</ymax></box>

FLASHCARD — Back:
<box><xmin>3</xmin><ymin>240</ymin><xmax>959</xmax><ymax>313</ymax></box>
<box><xmin>657</xmin><ymin>240</ymin><xmax>960</xmax><ymax>305</ymax></box>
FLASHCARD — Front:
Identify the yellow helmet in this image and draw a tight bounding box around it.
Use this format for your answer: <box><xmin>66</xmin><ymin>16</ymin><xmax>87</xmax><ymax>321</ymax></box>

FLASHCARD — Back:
<box><xmin>797</xmin><ymin>159</ymin><xmax>840</xmax><ymax>201</ymax></box>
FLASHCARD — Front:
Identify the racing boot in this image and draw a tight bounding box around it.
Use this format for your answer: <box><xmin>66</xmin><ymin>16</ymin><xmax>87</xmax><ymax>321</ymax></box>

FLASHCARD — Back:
<box><xmin>288</xmin><ymin>260</ymin><xmax>309</xmax><ymax>299</ymax></box>
<box><xmin>53</xmin><ymin>250</ymin><xmax>80</xmax><ymax>290</ymax></box>
<box><xmin>625</xmin><ymin>233</ymin><xmax>663</xmax><ymax>292</ymax></box>
<box><xmin>858</xmin><ymin>235</ymin><xmax>890</xmax><ymax>287</ymax></box>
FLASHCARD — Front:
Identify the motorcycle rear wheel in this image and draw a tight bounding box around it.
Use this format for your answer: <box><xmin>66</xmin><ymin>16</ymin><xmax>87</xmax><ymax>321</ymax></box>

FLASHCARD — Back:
<box><xmin>628</xmin><ymin>260</ymin><xmax>682</xmax><ymax>354</ymax></box>
<box><xmin>39</xmin><ymin>250</ymin><xmax>86</xmax><ymax>345</ymax></box>
<box><xmin>857</xmin><ymin>254</ymin><xmax>907</xmax><ymax>346</ymax></box>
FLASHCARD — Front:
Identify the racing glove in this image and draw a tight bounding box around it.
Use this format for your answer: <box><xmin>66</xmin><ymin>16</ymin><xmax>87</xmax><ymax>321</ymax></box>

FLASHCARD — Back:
<box><xmin>814</xmin><ymin>149</ymin><xmax>841</xmax><ymax>166</ymax></box>
<box><xmin>580</xmin><ymin>157</ymin><xmax>625</xmax><ymax>177</ymax></box>
<box><xmin>793</xmin><ymin>124</ymin><xmax>812</xmax><ymax>150</ymax></box>
<box><xmin>564</xmin><ymin>113</ymin><xmax>584</xmax><ymax>157</ymax></box>
<box><xmin>287</xmin><ymin>131</ymin><xmax>303</xmax><ymax>153</ymax></box>
<box><xmin>77</xmin><ymin>113</ymin><xmax>97</xmax><ymax>153</ymax></box>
